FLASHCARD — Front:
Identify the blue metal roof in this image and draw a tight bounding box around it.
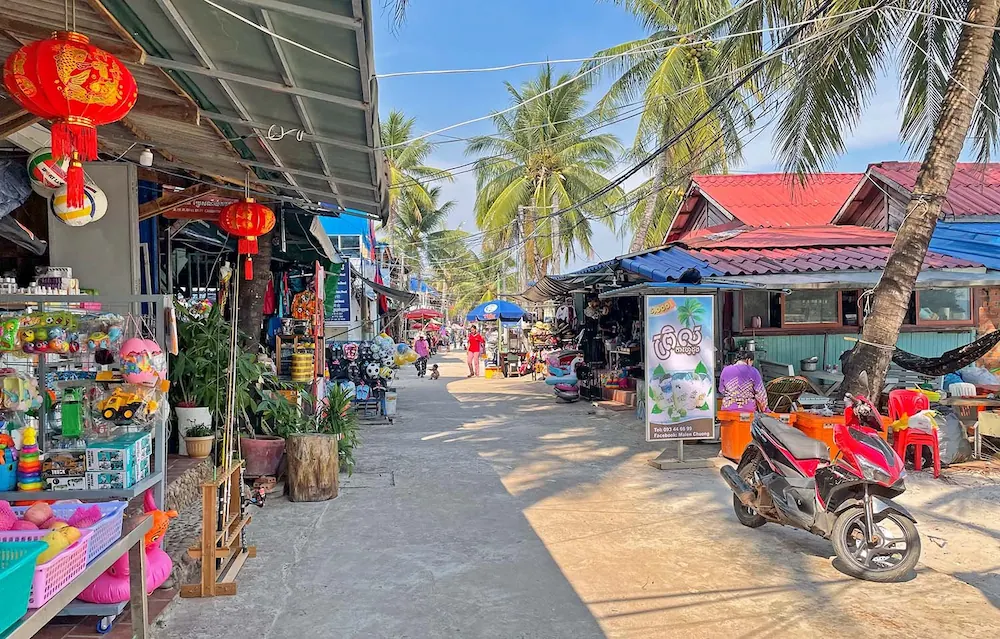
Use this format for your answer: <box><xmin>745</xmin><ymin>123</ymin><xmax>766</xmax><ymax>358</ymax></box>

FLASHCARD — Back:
<box><xmin>620</xmin><ymin>246</ymin><xmax>722</xmax><ymax>281</ymax></box>
<box><xmin>565</xmin><ymin>259</ymin><xmax>618</xmax><ymax>275</ymax></box>
<box><xmin>929</xmin><ymin>222</ymin><xmax>1000</xmax><ymax>270</ymax></box>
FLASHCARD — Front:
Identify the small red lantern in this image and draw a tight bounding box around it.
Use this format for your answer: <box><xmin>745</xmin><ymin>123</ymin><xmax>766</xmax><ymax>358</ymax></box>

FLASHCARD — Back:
<box><xmin>218</xmin><ymin>198</ymin><xmax>275</xmax><ymax>280</ymax></box>
<box><xmin>3</xmin><ymin>31</ymin><xmax>138</xmax><ymax>208</ymax></box>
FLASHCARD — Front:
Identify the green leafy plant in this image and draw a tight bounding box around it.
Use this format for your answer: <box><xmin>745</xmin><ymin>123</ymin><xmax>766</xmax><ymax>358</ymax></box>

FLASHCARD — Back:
<box><xmin>256</xmin><ymin>390</ymin><xmax>314</xmax><ymax>439</ymax></box>
<box><xmin>185</xmin><ymin>424</ymin><xmax>214</xmax><ymax>438</ymax></box>
<box><xmin>315</xmin><ymin>386</ymin><xmax>360</xmax><ymax>475</ymax></box>
<box><xmin>255</xmin><ymin>386</ymin><xmax>361</xmax><ymax>474</ymax></box>
<box><xmin>170</xmin><ymin>303</ymin><xmax>269</xmax><ymax>430</ymax></box>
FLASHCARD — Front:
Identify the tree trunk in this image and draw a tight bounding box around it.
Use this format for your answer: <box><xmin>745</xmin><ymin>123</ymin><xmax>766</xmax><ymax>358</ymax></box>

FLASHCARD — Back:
<box><xmin>550</xmin><ymin>190</ymin><xmax>561</xmax><ymax>274</ymax></box>
<box><xmin>843</xmin><ymin>0</ymin><xmax>1000</xmax><ymax>399</ymax></box>
<box><xmin>630</xmin><ymin>152</ymin><xmax>668</xmax><ymax>252</ymax></box>
<box><xmin>285</xmin><ymin>433</ymin><xmax>339</xmax><ymax>501</ymax></box>
<box><xmin>237</xmin><ymin>228</ymin><xmax>274</xmax><ymax>349</ymax></box>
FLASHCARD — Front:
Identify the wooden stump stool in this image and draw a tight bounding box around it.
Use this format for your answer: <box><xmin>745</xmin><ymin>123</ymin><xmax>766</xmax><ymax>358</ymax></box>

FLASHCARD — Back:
<box><xmin>285</xmin><ymin>433</ymin><xmax>339</xmax><ymax>501</ymax></box>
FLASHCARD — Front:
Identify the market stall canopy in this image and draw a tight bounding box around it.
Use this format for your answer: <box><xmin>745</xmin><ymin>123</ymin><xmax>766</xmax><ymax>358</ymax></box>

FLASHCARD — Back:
<box><xmin>467</xmin><ymin>299</ymin><xmax>527</xmax><ymax>321</ymax></box>
<box><xmin>0</xmin><ymin>0</ymin><xmax>388</xmax><ymax>221</ymax></box>
<box><xmin>405</xmin><ymin>308</ymin><xmax>443</xmax><ymax>320</ymax></box>
<box><xmin>358</xmin><ymin>273</ymin><xmax>415</xmax><ymax>306</ymax></box>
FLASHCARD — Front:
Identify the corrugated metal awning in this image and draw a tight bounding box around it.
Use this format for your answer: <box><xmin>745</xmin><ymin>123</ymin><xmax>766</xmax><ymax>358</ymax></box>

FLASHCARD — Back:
<box><xmin>598</xmin><ymin>280</ymin><xmax>768</xmax><ymax>299</ymax></box>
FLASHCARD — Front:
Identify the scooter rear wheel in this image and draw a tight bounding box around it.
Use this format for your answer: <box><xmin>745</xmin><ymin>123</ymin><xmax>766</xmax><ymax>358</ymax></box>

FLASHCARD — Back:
<box><xmin>733</xmin><ymin>454</ymin><xmax>765</xmax><ymax>528</ymax></box>
<box><xmin>831</xmin><ymin>507</ymin><xmax>920</xmax><ymax>582</ymax></box>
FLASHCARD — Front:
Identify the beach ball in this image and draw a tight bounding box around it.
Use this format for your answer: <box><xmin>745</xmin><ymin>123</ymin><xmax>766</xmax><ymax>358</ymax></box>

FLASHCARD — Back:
<box><xmin>396</xmin><ymin>343</ymin><xmax>408</xmax><ymax>355</ymax></box>
<box><xmin>49</xmin><ymin>183</ymin><xmax>107</xmax><ymax>227</ymax></box>
<box><xmin>120</xmin><ymin>337</ymin><xmax>157</xmax><ymax>384</ymax></box>
<box><xmin>26</xmin><ymin>147</ymin><xmax>68</xmax><ymax>196</ymax></box>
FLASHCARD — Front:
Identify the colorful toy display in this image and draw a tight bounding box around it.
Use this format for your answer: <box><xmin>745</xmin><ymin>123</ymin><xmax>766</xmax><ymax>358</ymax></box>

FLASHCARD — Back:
<box><xmin>119</xmin><ymin>337</ymin><xmax>162</xmax><ymax>384</ymax></box>
<box><xmin>97</xmin><ymin>387</ymin><xmax>159</xmax><ymax>423</ymax></box>
<box><xmin>0</xmin><ymin>434</ymin><xmax>15</xmax><ymax>491</ymax></box>
<box><xmin>16</xmin><ymin>427</ymin><xmax>42</xmax><ymax>491</ymax></box>
<box><xmin>78</xmin><ymin>491</ymin><xmax>176</xmax><ymax>603</ymax></box>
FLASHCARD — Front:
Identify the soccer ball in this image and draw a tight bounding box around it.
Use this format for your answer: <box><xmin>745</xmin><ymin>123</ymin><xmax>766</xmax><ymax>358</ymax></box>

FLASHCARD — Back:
<box><xmin>365</xmin><ymin>362</ymin><xmax>381</xmax><ymax>379</ymax></box>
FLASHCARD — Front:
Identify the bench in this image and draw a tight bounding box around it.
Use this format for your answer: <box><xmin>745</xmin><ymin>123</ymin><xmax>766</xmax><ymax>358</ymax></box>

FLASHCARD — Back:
<box><xmin>883</xmin><ymin>364</ymin><xmax>944</xmax><ymax>394</ymax></box>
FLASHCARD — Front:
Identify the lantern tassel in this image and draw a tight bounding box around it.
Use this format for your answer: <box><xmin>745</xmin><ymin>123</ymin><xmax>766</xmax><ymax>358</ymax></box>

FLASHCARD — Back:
<box><xmin>244</xmin><ymin>255</ymin><xmax>253</xmax><ymax>280</ymax></box>
<box><xmin>66</xmin><ymin>158</ymin><xmax>85</xmax><ymax>210</ymax></box>
<box><xmin>51</xmin><ymin>121</ymin><xmax>99</xmax><ymax>162</ymax></box>
<box><xmin>237</xmin><ymin>237</ymin><xmax>258</xmax><ymax>255</ymax></box>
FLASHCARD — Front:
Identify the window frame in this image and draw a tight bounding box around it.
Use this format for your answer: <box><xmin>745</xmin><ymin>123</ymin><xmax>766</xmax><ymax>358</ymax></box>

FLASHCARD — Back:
<box><xmin>736</xmin><ymin>287</ymin><xmax>976</xmax><ymax>333</ymax></box>
<box><xmin>780</xmin><ymin>289</ymin><xmax>843</xmax><ymax>329</ymax></box>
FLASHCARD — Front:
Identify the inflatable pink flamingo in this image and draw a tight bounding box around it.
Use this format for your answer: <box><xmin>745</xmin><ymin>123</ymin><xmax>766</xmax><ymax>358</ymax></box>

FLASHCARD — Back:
<box><xmin>78</xmin><ymin>490</ymin><xmax>178</xmax><ymax>604</ymax></box>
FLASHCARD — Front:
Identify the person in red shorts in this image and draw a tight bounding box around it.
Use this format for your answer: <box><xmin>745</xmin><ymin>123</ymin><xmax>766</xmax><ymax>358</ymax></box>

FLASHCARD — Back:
<box><xmin>466</xmin><ymin>325</ymin><xmax>486</xmax><ymax>377</ymax></box>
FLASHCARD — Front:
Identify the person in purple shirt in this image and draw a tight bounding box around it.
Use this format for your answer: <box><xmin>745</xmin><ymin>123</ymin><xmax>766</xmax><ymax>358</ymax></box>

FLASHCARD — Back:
<box><xmin>719</xmin><ymin>351</ymin><xmax>769</xmax><ymax>412</ymax></box>
<box><xmin>413</xmin><ymin>333</ymin><xmax>430</xmax><ymax>377</ymax></box>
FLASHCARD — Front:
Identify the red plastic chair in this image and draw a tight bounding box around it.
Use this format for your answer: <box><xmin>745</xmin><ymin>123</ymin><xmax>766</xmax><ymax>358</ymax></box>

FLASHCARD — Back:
<box><xmin>888</xmin><ymin>389</ymin><xmax>930</xmax><ymax>422</ymax></box>
<box><xmin>893</xmin><ymin>428</ymin><xmax>941</xmax><ymax>478</ymax></box>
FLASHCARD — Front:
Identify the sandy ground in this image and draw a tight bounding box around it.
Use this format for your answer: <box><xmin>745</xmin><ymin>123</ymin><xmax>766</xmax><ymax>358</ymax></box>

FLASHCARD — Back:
<box><xmin>154</xmin><ymin>352</ymin><xmax>1000</xmax><ymax>638</ymax></box>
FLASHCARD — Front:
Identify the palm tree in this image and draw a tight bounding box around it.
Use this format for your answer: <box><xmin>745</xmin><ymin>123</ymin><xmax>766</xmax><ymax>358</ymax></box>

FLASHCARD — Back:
<box><xmin>381</xmin><ymin>110</ymin><xmax>453</xmax><ymax>236</ymax></box>
<box><xmin>392</xmin><ymin>185</ymin><xmax>453</xmax><ymax>289</ymax></box>
<box><xmin>585</xmin><ymin>0</ymin><xmax>753</xmax><ymax>251</ymax></box>
<box><xmin>467</xmin><ymin>65</ymin><xmax>624</xmax><ymax>283</ymax></box>
<box><xmin>713</xmin><ymin>0</ymin><xmax>1000</xmax><ymax>397</ymax></box>
<box><xmin>450</xmin><ymin>252</ymin><xmax>518</xmax><ymax>315</ymax></box>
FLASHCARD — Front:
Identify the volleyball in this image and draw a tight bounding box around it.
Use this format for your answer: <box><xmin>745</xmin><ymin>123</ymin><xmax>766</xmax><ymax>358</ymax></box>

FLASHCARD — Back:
<box><xmin>26</xmin><ymin>148</ymin><xmax>69</xmax><ymax>196</ymax></box>
<box><xmin>49</xmin><ymin>184</ymin><xmax>108</xmax><ymax>227</ymax></box>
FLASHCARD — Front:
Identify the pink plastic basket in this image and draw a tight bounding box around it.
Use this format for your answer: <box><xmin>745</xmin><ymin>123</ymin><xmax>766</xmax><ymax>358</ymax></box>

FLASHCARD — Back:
<box><xmin>28</xmin><ymin>531</ymin><xmax>91</xmax><ymax>608</ymax></box>
<box><xmin>0</xmin><ymin>501</ymin><xmax>127</xmax><ymax>565</ymax></box>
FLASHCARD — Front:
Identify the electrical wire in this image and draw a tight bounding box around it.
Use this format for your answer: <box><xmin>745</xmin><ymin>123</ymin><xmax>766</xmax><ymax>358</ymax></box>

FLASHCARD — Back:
<box><xmin>388</xmin><ymin>2</ymin><xmax>895</xmax><ymax>270</ymax></box>
<box><xmin>387</xmin><ymin>6</ymin><xmax>889</xmax><ymax>193</ymax></box>
<box><xmin>199</xmin><ymin>0</ymin><xmax>357</xmax><ymax>70</ymax></box>
<box><xmin>374</xmin><ymin>0</ymin><xmax>772</xmax><ymax>150</ymax></box>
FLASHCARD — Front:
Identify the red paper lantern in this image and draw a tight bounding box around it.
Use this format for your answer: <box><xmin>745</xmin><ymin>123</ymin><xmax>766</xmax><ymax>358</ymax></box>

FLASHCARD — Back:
<box><xmin>3</xmin><ymin>31</ymin><xmax>138</xmax><ymax>208</ymax></box>
<box><xmin>218</xmin><ymin>198</ymin><xmax>275</xmax><ymax>279</ymax></box>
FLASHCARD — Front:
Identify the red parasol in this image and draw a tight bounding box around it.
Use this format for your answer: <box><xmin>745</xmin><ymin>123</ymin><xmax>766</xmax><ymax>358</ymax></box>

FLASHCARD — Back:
<box><xmin>405</xmin><ymin>308</ymin><xmax>443</xmax><ymax>321</ymax></box>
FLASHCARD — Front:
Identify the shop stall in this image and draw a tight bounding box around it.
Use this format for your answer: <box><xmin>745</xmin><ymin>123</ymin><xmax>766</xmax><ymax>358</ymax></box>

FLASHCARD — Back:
<box><xmin>466</xmin><ymin>300</ymin><xmax>529</xmax><ymax>379</ymax></box>
<box><xmin>0</xmin><ymin>294</ymin><xmax>175</xmax><ymax>636</ymax></box>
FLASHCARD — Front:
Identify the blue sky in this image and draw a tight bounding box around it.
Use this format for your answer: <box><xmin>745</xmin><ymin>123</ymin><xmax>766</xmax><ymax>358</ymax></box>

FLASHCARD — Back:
<box><xmin>370</xmin><ymin>1</ymin><xmax>912</xmax><ymax>270</ymax></box>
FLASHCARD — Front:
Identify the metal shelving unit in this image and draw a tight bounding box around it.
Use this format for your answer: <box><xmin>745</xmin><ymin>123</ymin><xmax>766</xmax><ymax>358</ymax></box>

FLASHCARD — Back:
<box><xmin>0</xmin><ymin>294</ymin><xmax>171</xmax><ymax>507</ymax></box>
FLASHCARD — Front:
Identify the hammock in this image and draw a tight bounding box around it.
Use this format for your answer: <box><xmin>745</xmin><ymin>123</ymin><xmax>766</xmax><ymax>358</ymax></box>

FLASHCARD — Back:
<box><xmin>891</xmin><ymin>330</ymin><xmax>1000</xmax><ymax>376</ymax></box>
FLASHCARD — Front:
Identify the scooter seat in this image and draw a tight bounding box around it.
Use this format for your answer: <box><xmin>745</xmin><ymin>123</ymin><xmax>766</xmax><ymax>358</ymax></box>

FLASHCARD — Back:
<box><xmin>756</xmin><ymin>415</ymin><xmax>830</xmax><ymax>461</ymax></box>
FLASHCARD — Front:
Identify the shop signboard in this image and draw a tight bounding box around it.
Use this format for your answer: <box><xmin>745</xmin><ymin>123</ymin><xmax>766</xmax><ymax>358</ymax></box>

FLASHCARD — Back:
<box><xmin>644</xmin><ymin>294</ymin><xmax>715</xmax><ymax>441</ymax></box>
<box><xmin>327</xmin><ymin>268</ymin><xmax>351</xmax><ymax>322</ymax></box>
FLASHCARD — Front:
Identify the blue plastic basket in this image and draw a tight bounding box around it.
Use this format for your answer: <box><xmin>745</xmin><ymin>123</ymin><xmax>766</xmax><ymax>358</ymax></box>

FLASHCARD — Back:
<box><xmin>0</xmin><ymin>541</ymin><xmax>46</xmax><ymax>635</ymax></box>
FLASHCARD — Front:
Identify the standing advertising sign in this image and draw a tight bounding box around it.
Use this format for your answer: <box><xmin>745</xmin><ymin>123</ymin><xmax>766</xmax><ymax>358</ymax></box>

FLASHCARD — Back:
<box><xmin>645</xmin><ymin>295</ymin><xmax>715</xmax><ymax>441</ymax></box>
<box><xmin>327</xmin><ymin>267</ymin><xmax>351</xmax><ymax>322</ymax></box>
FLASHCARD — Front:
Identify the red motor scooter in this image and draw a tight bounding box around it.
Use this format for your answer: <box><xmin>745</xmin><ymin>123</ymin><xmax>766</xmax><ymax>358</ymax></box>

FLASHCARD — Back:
<box><xmin>720</xmin><ymin>393</ymin><xmax>920</xmax><ymax>581</ymax></box>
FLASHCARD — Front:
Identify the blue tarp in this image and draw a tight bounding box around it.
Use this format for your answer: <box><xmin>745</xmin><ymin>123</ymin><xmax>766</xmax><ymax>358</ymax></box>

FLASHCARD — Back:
<box><xmin>467</xmin><ymin>299</ymin><xmax>527</xmax><ymax>321</ymax></box>
<box><xmin>930</xmin><ymin>222</ymin><xmax>1000</xmax><ymax>269</ymax></box>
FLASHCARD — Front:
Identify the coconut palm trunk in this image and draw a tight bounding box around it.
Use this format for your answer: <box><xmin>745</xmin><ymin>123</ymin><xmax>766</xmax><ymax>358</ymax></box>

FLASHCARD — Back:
<box><xmin>843</xmin><ymin>0</ymin><xmax>1000</xmax><ymax>398</ymax></box>
<box><xmin>630</xmin><ymin>152</ymin><xmax>668</xmax><ymax>252</ymax></box>
<box><xmin>237</xmin><ymin>228</ymin><xmax>274</xmax><ymax>349</ymax></box>
<box><xmin>550</xmin><ymin>190</ymin><xmax>561</xmax><ymax>273</ymax></box>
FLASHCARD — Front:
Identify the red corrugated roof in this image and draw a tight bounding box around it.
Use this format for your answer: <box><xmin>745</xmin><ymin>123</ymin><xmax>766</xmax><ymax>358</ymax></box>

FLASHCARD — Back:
<box><xmin>694</xmin><ymin>172</ymin><xmax>863</xmax><ymax>225</ymax></box>
<box><xmin>681</xmin><ymin>225</ymin><xmax>979</xmax><ymax>276</ymax></box>
<box><xmin>871</xmin><ymin>161</ymin><xmax>1000</xmax><ymax>216</ymax></box>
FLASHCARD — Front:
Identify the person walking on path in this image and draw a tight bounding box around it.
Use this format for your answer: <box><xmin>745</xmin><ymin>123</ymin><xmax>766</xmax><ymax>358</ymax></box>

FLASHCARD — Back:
<box><xmin>414</xmin><ymin>333</ymin><xmax>430</xmax><ymax>377</ymax></box>
<box><xmin>466</xmin><ymin>325</ymin><xmax>486</xmax><ymax>377</ymax></box>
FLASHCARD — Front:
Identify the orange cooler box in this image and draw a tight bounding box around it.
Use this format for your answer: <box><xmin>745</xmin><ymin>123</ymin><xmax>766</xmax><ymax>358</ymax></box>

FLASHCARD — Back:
<box><xmin>718</xmin><ymin>411</ymin><xmax>795</xmax><ymax>460</ymax></box>
<box><xmin>794</xmin><ymin>413</ymin><xmax>889</xmax><ymax>458</ymax></box>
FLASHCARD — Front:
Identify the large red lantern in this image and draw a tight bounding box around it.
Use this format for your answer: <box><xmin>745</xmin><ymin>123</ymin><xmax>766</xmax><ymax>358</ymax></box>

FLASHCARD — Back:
<box><xmin>3</xmin><ymin>31</ymin><xmax>138</xmax><ymax>208</ymax></box>
<box><xmin>218</xmin><ymin>198</ymin><xmax>275</xmax><ymax>280</ymax></box>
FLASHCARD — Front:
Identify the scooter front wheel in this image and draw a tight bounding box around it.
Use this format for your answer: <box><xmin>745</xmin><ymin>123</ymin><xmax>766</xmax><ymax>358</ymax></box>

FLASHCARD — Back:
<box><xmin>733</xmin><ymin>453</ymin><xmax>765</xmax><ymax>528</ymax></box>
<box><xmin>831</xmin><ymin>507</ymin><xmax>920</xmax><ymax>582</ymax></box>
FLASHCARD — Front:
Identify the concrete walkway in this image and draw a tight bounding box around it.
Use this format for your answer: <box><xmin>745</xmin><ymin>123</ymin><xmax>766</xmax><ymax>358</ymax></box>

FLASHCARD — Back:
<box><xmin>155</xmin><ymin>352</ymin><xmax>1000</xmax><ymax>638</ymax></box>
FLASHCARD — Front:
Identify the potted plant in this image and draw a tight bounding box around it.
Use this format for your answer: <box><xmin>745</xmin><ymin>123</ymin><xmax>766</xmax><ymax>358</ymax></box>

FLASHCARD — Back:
<box><xmin>183</xmin><ymin>424</ymin><xmax>215</xmax><ymax>459</ymax></box>
<box><xmin>260</xmin><ymin>386</ymin><xmax>357</xmax><ymax>501</ymax></box>
<box><xmin>171</xmin><ymin>304</ymin><xmax>271</xmax><ymax>463</ymax></box>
